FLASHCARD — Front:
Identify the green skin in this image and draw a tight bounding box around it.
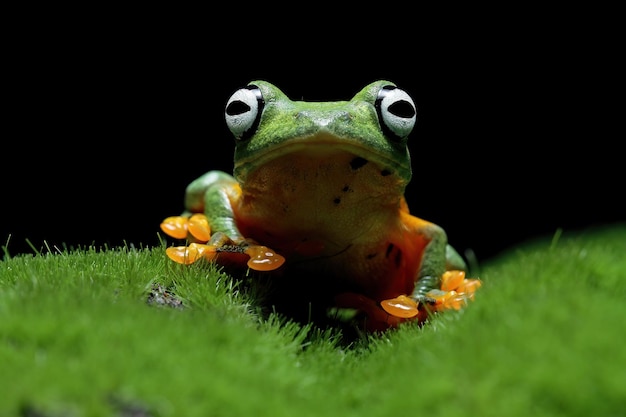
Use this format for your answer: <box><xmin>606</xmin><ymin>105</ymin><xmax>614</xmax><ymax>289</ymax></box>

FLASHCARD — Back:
<box><xmin>183</xmin><ymin>80</ymin><xmax>466</xmax><ymax>306</ymax></box>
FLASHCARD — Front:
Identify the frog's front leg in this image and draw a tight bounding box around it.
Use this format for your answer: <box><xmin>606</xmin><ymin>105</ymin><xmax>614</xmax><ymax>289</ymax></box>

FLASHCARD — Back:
<box><xmin>184</xmin><ymin>170</ymin><xmax>244</xmax><ymax>242</ymax></box>
<box><xmin>414</xmin><ymin>246</ymin><xmax>468</xmax><ymax>301</ymax></box>
<box><xmin>407</xmin><ymin>222</ymin><xmax>445</xmax><ymax>298</ymax></box>
<box><xmin>446</xmin><ymin>244</ymin><xmax>468</xmax><ymax>272</ymax></box>
<box><xmin>376</xmin><ymin>213</ymin><xmax>479</xmax><ymax>324</ymax></box>
<box><xmin>162</xmin><ymin>170</ymin><xmax>285</xmax><ymax>271</ymax></box>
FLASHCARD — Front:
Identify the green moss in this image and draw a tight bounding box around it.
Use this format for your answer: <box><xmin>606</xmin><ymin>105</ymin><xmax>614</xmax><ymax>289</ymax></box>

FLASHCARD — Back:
<box><xmin>1</xmin><ymin>224</ymin><xmax>625</xmax><ymax>416</ymax></box>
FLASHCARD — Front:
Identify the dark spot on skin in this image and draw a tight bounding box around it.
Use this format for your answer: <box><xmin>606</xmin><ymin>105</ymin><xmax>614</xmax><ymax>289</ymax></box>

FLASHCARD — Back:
<box><xmin>350</xmin><ymin>157</ymin><xmax>368</xmax><ymax>170</ymax></box>
<box><xmin>333</xmin><ymin>197</ymin><xmax>341</xmax><ymax>205</ymax></box>
<box><xmin>384</xmin><ymin>243</ymin><xmax>403</xmax><ymax>267</ymax></box>
<box><xmin>380</xmin><ymin>169</ymin><xmax>392</xmax><ymax>176</ymax></box>
<box><xmin>394</xmin><ymin>250</ymin><xmax>403</xmax><ymax>268</ymax></box>
<box><xmin>366</xmin><ymin>253</ymin><xmax>377</xmax><ymax>259</ymax></box>
<box><xmin>342</xmin><ymin>185</ymin><xmax>351</xmax><ymax>192</ymax></box>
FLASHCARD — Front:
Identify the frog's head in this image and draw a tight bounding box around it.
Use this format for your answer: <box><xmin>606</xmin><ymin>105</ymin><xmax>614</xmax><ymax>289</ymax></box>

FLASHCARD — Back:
<box><xmin>225</xmin><ymin>80</ymin><xmax>415</xmax><ymax>189</ymax></box>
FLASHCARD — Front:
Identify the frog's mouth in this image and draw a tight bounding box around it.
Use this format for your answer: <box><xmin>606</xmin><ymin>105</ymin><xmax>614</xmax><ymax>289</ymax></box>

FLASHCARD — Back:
<box><xmin>233</xmin><ymin>133</ymin><xmax>412</xmax><ymax>186</ymax></box>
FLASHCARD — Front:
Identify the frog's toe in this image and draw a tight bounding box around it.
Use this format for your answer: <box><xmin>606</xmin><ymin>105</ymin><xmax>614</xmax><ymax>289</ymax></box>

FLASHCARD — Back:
<box><xmin>425</xmin><ymin>289</ymin><xmax>467</xmax><ymax>311</ymax></box>
<box><xmin>380</xmin><ymin>295</ymin><xmax>420</xmax><ymax>318</ymax></box>
<box><xmin>244</xmin><ymin>245</ymin><xmax>286</xmax><ymax>271</ymax></box>
<box><xmin>457</xmin><ymin>279</ymin><xmax>482</xmax><ymax>300</ymax></box>
<box><xmin>165</xmin><ymin>243</ymin><xmax>217</xmax><ymax>265</ymax></box>
<box><xmin>440</xmin><ymin>270</ymin><xmax>466</xmax><ymax>291</ymax></box>
<box><xmin>426</xmin><ymin>270</ymin><xmax>482</xmax><ymax>312</ymax></box>
<box><xmin>160</xmin><ymin>214</ymin><xmax>211</xmax><ymax>243</ymax></box>
<box><xmin>187</xmin><ymin>213</ymin><xmax>211</xmax><ymax>241</ymax></box>
<box><xmin>160</xmin><ymin>216</ymin><xmax>190</xmax><ymax>240</ymax></box>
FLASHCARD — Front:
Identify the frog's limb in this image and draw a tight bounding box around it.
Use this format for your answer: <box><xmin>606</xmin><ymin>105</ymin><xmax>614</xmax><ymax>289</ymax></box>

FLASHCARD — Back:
<box><xmin>408</xmin><ymin>224</ymin><xmax>470</xmax><ymax>301</ymax></box>
<box><xmin>445</xmin><ymin>244</ymin><xmax>468</xmax><ymax>271</ymax></box>
<box><xmin>174</xmin><ymin>171</ymin><xmax>285</xmax><ymax>271</ymax></box>
<box><xmin>184</xmin><ymin>170</ymin><xmax>244</xmax><ymax>242</ymax></box>
<box><xmin>381</xmin><ymin>270</ymin><xmax>482</xmax><ymax>321</ymax></box>
<box><xmin>423</xmin><ymin>270</ymin><xmax>482</xmax><ymax>312</ymax></box>
<box><xmin>410</xmin><ymin>221</ymin><xmax>451</xmax><ymax>300</ymax></box>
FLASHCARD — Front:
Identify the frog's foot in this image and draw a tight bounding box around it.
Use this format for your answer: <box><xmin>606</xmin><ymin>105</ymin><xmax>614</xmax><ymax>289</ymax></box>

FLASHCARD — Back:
<box><xmin>160</xmin><ymin>215</ymin><xmax>285</xmax><ymax>271</ymax></box>
<box><xmin>335</xmin><ymin>270</ymin><xmax>482</xmax><ymax>332</ymax></box>
<box><xmin>382</xmin><ymin>270</ymin><xmax>482</xmax><ymax>319</ymax></box>
<box><xmin>423</xmin><ymin>270</ymin><xmax>482</xmax><ymax>312</ymax></box>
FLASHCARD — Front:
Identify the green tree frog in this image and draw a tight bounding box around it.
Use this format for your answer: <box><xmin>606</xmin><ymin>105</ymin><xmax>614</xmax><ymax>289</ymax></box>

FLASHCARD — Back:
<box><xmin>161</xmin><ymin>80</ymin><xmax>480</xmax><ymax>331</ymax></box>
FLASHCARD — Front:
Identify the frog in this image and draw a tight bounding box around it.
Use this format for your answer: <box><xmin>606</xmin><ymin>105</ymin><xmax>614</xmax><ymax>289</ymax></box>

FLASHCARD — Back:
<box><xmin>160</xmin><ymin>80</ymin><xmax>480</xmax><ymax>332</ymax></box>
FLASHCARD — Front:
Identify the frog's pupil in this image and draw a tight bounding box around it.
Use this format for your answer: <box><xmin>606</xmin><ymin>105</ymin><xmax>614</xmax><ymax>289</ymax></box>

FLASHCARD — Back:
<box><xmin>226</xmin><ymin>101</ymin><xmax>251</xmax><ymax>116</ymax></box>
<box><xmin>388</xmin><ymin>100</ymin><xmax>415</xmax><ymax>119</ymax></box>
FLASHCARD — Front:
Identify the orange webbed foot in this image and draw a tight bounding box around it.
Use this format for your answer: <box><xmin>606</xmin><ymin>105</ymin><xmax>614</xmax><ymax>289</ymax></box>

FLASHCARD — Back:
<box><xmin>160</xmin><ymin>214</ymin><xmax>284</xmax><ymax>271</ymax></box>
<box><xmin>425</xmin><ymin>270</ymin><xmax>482</xmax><ymax>312</ymax></box>
<box><xmin>380</xmin><ymin>270</ymin><xmax>482</xmax><ymax>322</ymax></box>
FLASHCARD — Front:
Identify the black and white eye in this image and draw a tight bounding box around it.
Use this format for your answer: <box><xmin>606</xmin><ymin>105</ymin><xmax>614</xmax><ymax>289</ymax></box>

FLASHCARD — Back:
<box><xmin>375</xmin><ymin>85</ymin><xmax>417</xmax><ymax>141</ymax></box>
<box><xmin>225</xmin><ymin>84</ymin><xmax>264</xmax><ymax>141</ymax></box>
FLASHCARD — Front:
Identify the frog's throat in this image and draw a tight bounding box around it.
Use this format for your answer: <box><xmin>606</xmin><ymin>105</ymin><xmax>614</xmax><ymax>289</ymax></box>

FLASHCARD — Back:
<box><xmin>233</xmin><ymin>134</ymin><xmax>412</xmax><ymax>185</ymax></box>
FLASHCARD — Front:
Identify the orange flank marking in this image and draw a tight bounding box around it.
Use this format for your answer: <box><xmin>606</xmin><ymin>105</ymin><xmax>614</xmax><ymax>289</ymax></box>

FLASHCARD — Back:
<box><xmin>188</xmin><ymin>214</ymin><xmax>211</xmax><ymax>242</ymax></box>
<box><xmin>244</xmin><ymin>245</ymin><xmax>286</xmax><ymax>271</ymax></box>
<box><xmin>380</xmin><ymin>295</ymin><xmax>419</xmax><ymax>318</ymax></box>
<box><xmin>160</xmin><ymin>216</ymin><xmax>189</xmax><ymax>240</ymax></box>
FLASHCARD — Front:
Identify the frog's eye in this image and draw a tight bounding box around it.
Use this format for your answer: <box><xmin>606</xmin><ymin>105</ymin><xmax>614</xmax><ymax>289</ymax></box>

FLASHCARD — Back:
<box><xmin>375</xmin><ymin>85</ymin><xmax>417</xmax><ymax>141</ymax></box>
<box><xmin>225</xmin><ymin>84</ymin><xmax>264</xmax><ymax>141</ymax></box>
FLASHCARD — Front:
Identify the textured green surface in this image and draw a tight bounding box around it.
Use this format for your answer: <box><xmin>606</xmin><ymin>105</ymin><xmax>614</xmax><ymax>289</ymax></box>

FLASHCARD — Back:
<box><xmin>1</xmin><ymin>224</ymin><xmax>624</xmax><ymax>416</ymax></box>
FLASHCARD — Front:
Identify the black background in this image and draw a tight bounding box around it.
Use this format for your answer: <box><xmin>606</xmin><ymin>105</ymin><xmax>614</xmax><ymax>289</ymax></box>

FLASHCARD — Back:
<box><xmin>2</xmin><ymin>11</ymin><xmax>623</xmax><ymax>265</ymax></box>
